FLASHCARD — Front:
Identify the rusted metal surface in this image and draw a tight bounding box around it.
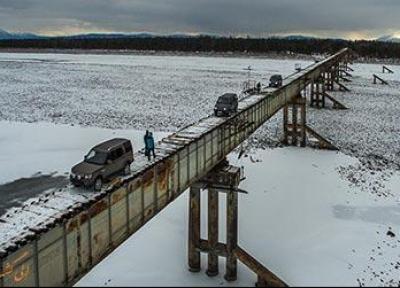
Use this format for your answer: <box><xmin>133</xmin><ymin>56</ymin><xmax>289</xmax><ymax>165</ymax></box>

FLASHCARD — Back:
<box><xmin>188</xmin><ymin>187</ymin><xmax>201</xmax><ymax>273</ymax></box>
<box><xmin>225</xmin><ymin>187</ymin><xmax>238</xmax><ymax>282</ymax></box>
<box><xmin>206</xmin><ymin>188</ymin><xmax>219</xmax><ymax>277</ymax></box>
<box><xmin>142</xmin><ymin>169</ymin><xmax>155</xmax><ymax>222</ymax></box>
<box><xmin>65</xmin><ymin>212</ymin><xmax>90</xmax><ymax>283</ymax></box>
<box><xmin>110</xmin><ymin>188</ymin><xmax>128</xmax><ymax>246</ymax></box>
<box><xmin>234</xmin><ymin>246</ymin><xmax>288</xmax><ymax>287</ymax></box>
<box><xmin>37</xmin><ymin>227</ymin><xmax>65</xmax><ymax>286</ymax></box>
<box><xmin>1</xmin><ymin>245</ymin><xmax>35</xmax><ymax>287</ymax></box>
<box><xmin>198</xmin><ymin>240</ymin><xmax>228</xmax><ymax>258</ymax></box>
<box><xmin>89</xmin><ymin>198</ymin><xmax>110</xmax><ymax>265</ymax></box>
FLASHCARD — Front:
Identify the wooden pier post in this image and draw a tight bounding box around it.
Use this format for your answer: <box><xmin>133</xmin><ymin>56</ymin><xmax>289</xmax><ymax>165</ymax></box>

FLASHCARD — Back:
<box><xmin>283</xmin><ymin>95</ymin><xmax>306</xmax><ymax>147</ymax></box>
<box><xmin>283</xmin><ymin>103</ymin><xmax>289</xmax><ymax>145</ymax></box>
<box><xmin>310</xmin><ymin>76</ymin><xmax>326</xmax><ymax>108</ymax></box>
<box><xmin>224</xmin><ymin>185</ymin><xmax>238</xmax><ymax>282</ymax></box>
<box><xmin>188</xmin><ymin>186</ymin><xmax>201</xmax><ymax>272</ymax></box>
<box><xmin>206</xmin><ymin>188</ymin><xmax>219</xmax><ymax>277</ymax></box>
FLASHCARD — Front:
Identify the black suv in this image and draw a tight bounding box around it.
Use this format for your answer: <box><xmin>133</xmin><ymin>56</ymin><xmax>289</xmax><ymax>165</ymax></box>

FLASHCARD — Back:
<box><xmin>214</xmin><ymin>93</ymin><xmax>239</xmax><ymax>117</ymax></box>
<box><xmin>269</xmin><ymin>74</ymin><xmax>283</xmax><ymax>88</ymax></box>
<box><xmin>70</xmin><ymin>138</ymin><xmax>134</xmax><ymax>191</ymax></box>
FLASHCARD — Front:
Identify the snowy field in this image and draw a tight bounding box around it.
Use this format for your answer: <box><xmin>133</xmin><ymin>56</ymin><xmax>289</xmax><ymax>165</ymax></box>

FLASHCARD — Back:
<box><xmin>0</xmin><ymin>121</ymin><xmax>167</xmax><ymax>185</ymax></box>
<box><xmin>0</xmin><ymin>52</ymin><xmax>399</xmax><ymax>286</ymax></box>
<box><xmin>0</xmin><ymin>52</ymin><xmax>310</xmax><ymax>131</ymax></box>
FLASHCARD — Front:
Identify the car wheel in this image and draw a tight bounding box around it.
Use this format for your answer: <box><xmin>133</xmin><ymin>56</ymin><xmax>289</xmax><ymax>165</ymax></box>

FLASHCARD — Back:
<box><xmin>94</xmin><ymin>177</ymin><xmax>103</xmax><ymax>191</ymax></box>
<box><xmin>124</xmin><ymin>163</ymin><xmax>131</xmax><ymax>175</ymax></box>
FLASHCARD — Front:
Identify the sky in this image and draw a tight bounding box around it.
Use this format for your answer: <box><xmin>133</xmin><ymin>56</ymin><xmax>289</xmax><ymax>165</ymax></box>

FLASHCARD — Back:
<box><xmin>0</xmin><ymin>0</ymin><xmax>400</xmax><ymax>40</ymax></box>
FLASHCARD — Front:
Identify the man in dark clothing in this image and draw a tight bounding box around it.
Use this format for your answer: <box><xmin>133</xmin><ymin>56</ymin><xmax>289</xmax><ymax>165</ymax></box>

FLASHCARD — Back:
<box><xmin>144</xmin><ymin>130</ymin><xmax>156</xmax><ymax>161</ymax></box>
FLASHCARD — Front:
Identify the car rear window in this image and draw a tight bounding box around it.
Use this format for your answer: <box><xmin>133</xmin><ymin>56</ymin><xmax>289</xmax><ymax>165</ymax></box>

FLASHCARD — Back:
<box><xmin>218</xmin><ymin>95</ymin><xmax>235</xmax><ymax>103</ymax></box>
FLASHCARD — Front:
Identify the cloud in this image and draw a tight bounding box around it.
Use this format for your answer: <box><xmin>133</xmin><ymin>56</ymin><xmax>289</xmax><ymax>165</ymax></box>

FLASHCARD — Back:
<box><xmin>0</xmin><ymin>0</ymin><xmax>399</xmax><ymax>39</ymax></box>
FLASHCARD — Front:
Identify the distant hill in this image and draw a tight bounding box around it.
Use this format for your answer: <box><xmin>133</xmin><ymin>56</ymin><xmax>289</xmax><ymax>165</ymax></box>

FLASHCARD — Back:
<box><xmin>377</xmin><ymin>35</ymin><xmax>400</xmax><ymax>43</ymax></box>
<box><xmin>277</xmin><ymin>35</ymin><xmax>317</xmax><ymax>40</ymax></box>
<box><xmin>0</xmin><ymin>29</ymin><xmax>344</xmax><ymax>41</ymax></box>
<box><xmin>0</xmin><ymin>29</ymin><xmax>41</xmax><ymax>40</ymax></box>
<box><xmin>0</xmin><ymin>29</ymin><xmax>220</xmax><ymax>40</ymax></box>
<box><xmin>62</xmin><ymin>32</ymin><xmax>197</xmax><ymax>39</ymax></box>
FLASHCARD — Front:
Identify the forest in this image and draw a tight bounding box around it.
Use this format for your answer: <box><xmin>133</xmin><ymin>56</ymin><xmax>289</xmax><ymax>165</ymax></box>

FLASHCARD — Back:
<box><xmin>0</xmin><ymin>36</ymin><xmax>399</xmax><ymax>59</ymax></box>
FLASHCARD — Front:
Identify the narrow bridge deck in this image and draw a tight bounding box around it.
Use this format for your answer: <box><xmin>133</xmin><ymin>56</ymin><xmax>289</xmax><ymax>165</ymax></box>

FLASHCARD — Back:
<box><xmin>0</xmin><ymin>48</ymin><xmax>350</xmax><ymax>287</ymax></box>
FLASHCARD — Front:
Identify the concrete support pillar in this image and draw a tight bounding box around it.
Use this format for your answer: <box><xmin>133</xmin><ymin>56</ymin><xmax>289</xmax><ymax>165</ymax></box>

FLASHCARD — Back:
<box><xmin>188</xmin><ymin>186</ymin><xmax>201</xmax><ymax>272</ymax></box>
<box><xmin>224</xmin><ymin>187</ymin><xmax>238</xmax><ymax>282</ymax></box>
<box><xmin>206</xmin><ymin>188</ymin><xmax>219</xmax><ymax>277</ymax></box>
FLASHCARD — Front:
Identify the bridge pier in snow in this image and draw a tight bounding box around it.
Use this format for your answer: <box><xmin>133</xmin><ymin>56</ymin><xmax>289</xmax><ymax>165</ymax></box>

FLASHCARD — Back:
<box><xmin>324</xmin><ymin>67</ymin><xmax>334</xmax><ymax>91</ymax></box>
<box><xmin>309</xmin><ymin>63</ymin><xmax>349</xmax><ymax>110</ymax></box>
<box><xmin>310</xmin><ymin>76</ymin><xmax>326</xmax><ymax>108</ymax></box>
<box><xmin>188</xmin><ymin>162</ymin><xmax>240</xmax><ymax>280</ymax></box>
<box><xmin>187</xmin><ymin>162</ymin><xmax>287</xmax><ymax>286</ymax></box>
<box><xmin>283</xmin><ymin>93</ymin><xmax>339</xmax><ymax>150</ymax></box>
<box><xmin>283</xmin><ymin>94</ymin><xmax>307</xmax><ymax>147</ymax></box>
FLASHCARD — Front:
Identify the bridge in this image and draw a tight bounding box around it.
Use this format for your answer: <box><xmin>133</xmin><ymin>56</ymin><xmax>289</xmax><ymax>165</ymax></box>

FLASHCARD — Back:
<box><xmin>0</xmin><ymin>48</ymin><xmax>352</xmax><ymax>287</ymax></box>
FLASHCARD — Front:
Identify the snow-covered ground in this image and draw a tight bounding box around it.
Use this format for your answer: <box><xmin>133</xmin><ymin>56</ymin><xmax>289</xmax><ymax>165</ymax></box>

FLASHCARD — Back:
<box><xmin>76</xmin><ymin>147</ymin><xmax>400</xmax><ymax>287</ymax></box>
<box><xmin>0</xmin><ymin>121</ymin><xmax>167</xmax><ymax>185</ymax></box>
<box><xmin>0</xmin><ymin>52</ymin><xmax>310</xmax><ymax>131</ymax></box>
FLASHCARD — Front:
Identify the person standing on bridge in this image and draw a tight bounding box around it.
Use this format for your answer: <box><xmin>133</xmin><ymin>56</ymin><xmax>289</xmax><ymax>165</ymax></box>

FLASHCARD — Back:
<box><xmin>256</xmin><ymin>82</ymin><xmax>261</xmax><ymax>93</ymax></box>
<box><xmin>144</xmin><ymin>130</ymin><xmax>156</xmax><ymax>161</ymax></box>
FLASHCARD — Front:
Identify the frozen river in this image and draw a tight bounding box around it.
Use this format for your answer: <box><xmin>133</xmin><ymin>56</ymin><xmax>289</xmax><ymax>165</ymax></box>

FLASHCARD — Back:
<box><xmin>0</xmin><ymin>52</ymin><xmax>310</xmax><ymax>131</ymax></box>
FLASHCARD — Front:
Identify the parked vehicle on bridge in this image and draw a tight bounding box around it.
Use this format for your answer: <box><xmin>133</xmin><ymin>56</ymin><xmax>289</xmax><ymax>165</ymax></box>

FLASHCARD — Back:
<box><xmin>70</xmin><ymin>138</ymin><xmax>134</xmax><ymax>191</ymax></box>
<box><xmin>269</xmin><ymin>74</ymin><xmax>283</xmax><ymax>88</ymax></box>
<box><xmin>214</xmin><ymin>93</ymin><xmax>238</xmax><ymax>117</ymax></box>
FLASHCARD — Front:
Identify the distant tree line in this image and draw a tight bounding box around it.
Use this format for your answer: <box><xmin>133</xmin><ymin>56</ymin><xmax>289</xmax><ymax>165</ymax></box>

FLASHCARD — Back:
<box><xmin>0</xmin><ymin>36</ymin><xmax>400</xmax><ymax>59</ymax></box>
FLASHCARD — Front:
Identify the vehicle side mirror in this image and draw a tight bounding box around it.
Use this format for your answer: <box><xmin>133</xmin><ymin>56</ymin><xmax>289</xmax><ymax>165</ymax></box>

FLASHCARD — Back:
<box><xmin>84</xmin><ymin>155</ymin><xmax>88</xmax><ymax>161</ymax></box>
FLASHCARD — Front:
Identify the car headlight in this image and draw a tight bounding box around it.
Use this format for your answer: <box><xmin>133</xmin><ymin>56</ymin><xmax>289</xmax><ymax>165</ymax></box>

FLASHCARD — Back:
<box><xmin>223</xmin><ymin>108</ymin><xmax>227</xmax><ymax>110</ymax></box>
<box><xmin>85</xmin><ymin>174</ymin><xmax>92</xmax><ymax>179</ymax></box>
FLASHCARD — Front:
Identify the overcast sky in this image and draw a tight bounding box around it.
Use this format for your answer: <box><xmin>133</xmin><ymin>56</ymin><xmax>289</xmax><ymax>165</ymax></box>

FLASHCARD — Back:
<box><xmin>1</xmin><ymin>0</ymin><xmax>399</xmax><ymax>39</ymax></box>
